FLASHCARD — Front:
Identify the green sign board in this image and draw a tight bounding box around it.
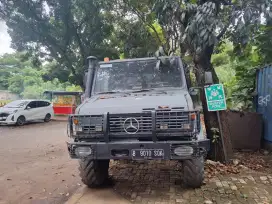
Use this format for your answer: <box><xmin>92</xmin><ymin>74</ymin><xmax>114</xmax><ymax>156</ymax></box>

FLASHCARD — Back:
<box><xmin>204</xmin><ymin>84</ymin><xmax>227</xmax><ymax>111</ymax></box>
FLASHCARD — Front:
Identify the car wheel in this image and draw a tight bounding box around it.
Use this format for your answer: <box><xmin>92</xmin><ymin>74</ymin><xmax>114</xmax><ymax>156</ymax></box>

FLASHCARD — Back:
<box><xmin>44</xmin><ymin>114</ymin><xmax>51</xmax><ymax>122</ymax></box>
<box><xmin>16</xmin><ymin>116</ymin><xmax>26</xmax><ymax>126</ymax></box>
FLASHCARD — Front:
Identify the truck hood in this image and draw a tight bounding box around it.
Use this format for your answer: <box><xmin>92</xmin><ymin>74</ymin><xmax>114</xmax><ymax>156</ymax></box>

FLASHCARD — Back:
<box><xmin>76</xmin><ymin>90</ymin><xmax>194</xmax><ymax>114</ymax></box>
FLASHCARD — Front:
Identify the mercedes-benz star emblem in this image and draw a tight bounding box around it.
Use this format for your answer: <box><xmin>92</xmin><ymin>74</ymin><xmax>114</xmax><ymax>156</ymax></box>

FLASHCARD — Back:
<box><xmin>123</xmin><ymin>118</ymin><xmax>139</xmax><ymax>134</ymax></box>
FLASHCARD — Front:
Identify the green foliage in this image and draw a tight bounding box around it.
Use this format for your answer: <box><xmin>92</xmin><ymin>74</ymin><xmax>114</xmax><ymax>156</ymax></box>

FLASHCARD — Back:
<box><xmin>0</xmin><ymin>0</ymin><xmax>272</xmax><ymax>96</ymax></box>
<box><xmin>0</xmin><ymin>52</ymin><xmax>31</xmax><ymax>89</ymax></box>
<box><xmin>212</xmin><ymin>39</ymin><xmax>271</xmax><ymax>111</ymax></box>
<box><xmin>122</xmin><ymin>0</ymin><xmax>272</xmax><ymax>85</ymax></box>
<box><xmin>255</xmin><ymin>21</ymin><xmax>272</xmax><ymax>64</ymax></box>
<box><xmin>0</xmin><ymin>0</ymin><xmax>120</xmax><ymax>86</ymax></box>
<box><xmin>231</xmin><ymin>46</ymin><xmax>260</xmax><ymax>111</ymax></box>
<box><xmin>211</xmin><ymin>128</ymin><xmax>220</xmax><ymax>143</ymax></box>
<box><xmin>0</xmin><ymin>52</ymin><xmax>81</xmax><ymax>99</ymax></box>
<box><xmin>115</xmin><ymin>20</ymin><xmax>159</xmax><ymax>58</ymax></box>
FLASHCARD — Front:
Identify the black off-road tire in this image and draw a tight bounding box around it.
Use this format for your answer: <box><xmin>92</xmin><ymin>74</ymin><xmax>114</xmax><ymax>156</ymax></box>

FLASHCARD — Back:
<box><xmin>16</xmin><ymin>116</ymin><xmax>26</xmax><ymax>126</ymax></box>
<box><xmin>182</xmin><ymin>156</ymin><xmax>204</xmax><ymax>188</ymax></box>
<box><xmin>44</xmin><ymin>114</ymin><xmax>51</xmax><ymax>122</ymax></box>
<box><xmin>79</xmin><ymin>159</ymin><xmax>109</xmax><ymax>188</ymax></box>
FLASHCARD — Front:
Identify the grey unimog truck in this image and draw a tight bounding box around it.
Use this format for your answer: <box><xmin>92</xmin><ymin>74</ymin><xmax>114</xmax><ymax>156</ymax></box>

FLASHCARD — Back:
<box><xmin>67</xmin><ymin>56</ymin><xmax>210</xmax><ymax>188</ymax></box>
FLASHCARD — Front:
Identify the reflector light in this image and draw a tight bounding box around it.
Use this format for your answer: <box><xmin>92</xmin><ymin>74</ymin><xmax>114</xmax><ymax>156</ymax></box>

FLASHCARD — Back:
<box><xmin>158</xmin><ymin>105</ymin><xmax>169</xmax><ymax>109</ymax></box>
<box><xmin>73</xmin><ymin>118</ymin><xmax>79</xmax><ymax>125</ymax></box>
<box><xmin>190</xmin><ymin>113</ymin><xmax>196</xmax><ymax>120</ymax></box>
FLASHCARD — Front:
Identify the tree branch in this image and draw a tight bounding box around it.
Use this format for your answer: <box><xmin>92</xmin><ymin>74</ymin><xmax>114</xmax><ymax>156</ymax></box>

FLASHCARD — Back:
<box><xmin>122</xmin><ymin>0</ymin><xmax>165</xmax><ymax>48</ymax></box>
<box><xmin>216</xmin><ymin>5</ymin><xmax>237</xmax><ymax>41</ymax></box>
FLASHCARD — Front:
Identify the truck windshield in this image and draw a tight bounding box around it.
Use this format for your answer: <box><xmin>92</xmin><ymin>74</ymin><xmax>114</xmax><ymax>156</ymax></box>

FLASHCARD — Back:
<box><xmin>93</xmin><ymin>57</ymin><xmax>183</xmax><ymax>94</ymax></box>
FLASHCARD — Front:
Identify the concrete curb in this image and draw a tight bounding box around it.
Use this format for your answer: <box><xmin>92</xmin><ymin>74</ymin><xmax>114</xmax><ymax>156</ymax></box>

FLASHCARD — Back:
<box><xmin>65</xmin><ymin>186</ymin><xmax>131</xmax><ymax>204</ymax></box>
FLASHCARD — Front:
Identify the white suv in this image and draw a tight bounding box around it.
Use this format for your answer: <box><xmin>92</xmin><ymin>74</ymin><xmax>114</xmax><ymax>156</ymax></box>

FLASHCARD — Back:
<box><xmin>0</xmin><ymin>99</ymin><xmax>54</xmax><ymax>126</ymax></box>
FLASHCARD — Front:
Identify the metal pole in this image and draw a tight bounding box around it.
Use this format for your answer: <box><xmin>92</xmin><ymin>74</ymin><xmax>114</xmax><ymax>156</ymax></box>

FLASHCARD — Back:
<box><xmin>216</xmin><ymin>111</ymin><xmax>228</xmax><ymax>162</ymax></box>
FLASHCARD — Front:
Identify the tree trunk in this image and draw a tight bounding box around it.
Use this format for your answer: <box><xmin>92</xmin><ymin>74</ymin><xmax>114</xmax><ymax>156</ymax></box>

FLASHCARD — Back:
<box><xmin>182</xmin><ymin>61</ymin><xmax>192</xmax><ymax>88</ymax></box>
<box><xmin>193</xmin><ymin>46</ymin><xmax>226</xmax><ymax>162</ymax></box>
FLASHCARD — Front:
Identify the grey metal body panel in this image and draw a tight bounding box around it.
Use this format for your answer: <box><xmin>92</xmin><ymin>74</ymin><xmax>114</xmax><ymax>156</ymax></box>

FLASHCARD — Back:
<box><xmin>67</xmin><ymin>139</ymin><xmax>210</xmax><ymax>160</ymax></box>
<box><xmin>76</xmin><ymin>90</ymin><xmax>194</xmax><ymax>115</ymax></box>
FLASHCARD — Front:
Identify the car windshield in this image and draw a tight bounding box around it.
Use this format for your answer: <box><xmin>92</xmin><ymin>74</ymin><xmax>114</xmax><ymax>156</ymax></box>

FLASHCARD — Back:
<box><xmin>93</xmin><ymin>57</ymin><xmax>183</xmax><ymax>94</ymax></box>
<box><xmin>4</xmin><ymin>100</ymin><xmax>28</xmax><ymax>108</ymax></box>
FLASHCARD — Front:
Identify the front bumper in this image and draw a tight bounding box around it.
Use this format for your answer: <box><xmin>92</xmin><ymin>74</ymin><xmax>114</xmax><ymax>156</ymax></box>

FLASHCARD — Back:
<box><xmin>0</xmin><ymin>119</ymin><xmax>16</xmax><ymax>125</ymax></box>
<box><xmin>67</xmin><ymin>139</ymin><xmax>210</xmax><ymax>160</ymax></box>
<box><xmin>0</xmin><ymin>114</ymin><xmax>16</xmax><ymax>125</ymax></box>
<box><xmin>0</xmin><ymin>121</ymin><xmax>16</xmax><ymax>125</ymax></box>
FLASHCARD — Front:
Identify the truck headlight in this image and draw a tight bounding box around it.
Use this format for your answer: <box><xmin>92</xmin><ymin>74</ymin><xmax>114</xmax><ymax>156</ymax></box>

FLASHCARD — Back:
<box><xmin>182</xmin><ymin>124</ymin><xmax>191</xmax><ymax>129</ymax></box>
<box><xmin>174</xmin><ymin>146</ymin><xmax>194</xmax><ymax>156</ymax></box>
<box><xmin>95</xmin><ymin>125</ymin><xmax>102</xmax><ymax>132</ymax></box>
<box><xmin>76</xmin><ymin>126</ymin><xmax>83</xmax><ymax>132</ymax></box>
<box><xmin>75</xmin><ymin>146</ymin><xmax>92</xmax><ymax>157</ymax></box>
<box><xmin>160</xmin><ymin>124</ymin><xmax>168</xmax><ymax>130</ymax></box>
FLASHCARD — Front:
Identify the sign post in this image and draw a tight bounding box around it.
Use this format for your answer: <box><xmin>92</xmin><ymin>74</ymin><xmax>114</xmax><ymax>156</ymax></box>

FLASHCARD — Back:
<box><xmin>204</xmin><ymin>84</ymin><xmax>228</xmax><ymax>162</ymax></box>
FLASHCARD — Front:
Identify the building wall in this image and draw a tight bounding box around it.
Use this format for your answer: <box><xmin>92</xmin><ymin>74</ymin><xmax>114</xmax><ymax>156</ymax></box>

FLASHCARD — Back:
<box><xmin>0</xmin><ymin>90</ymin><xmax>19</xmax><ymax>101</ymax></box>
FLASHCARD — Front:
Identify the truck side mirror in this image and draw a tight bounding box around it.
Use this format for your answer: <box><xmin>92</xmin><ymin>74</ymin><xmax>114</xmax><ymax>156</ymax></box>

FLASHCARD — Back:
<box><xmin>189</xmin><ymin>87</ymin><xmax>202</xmax><ymax>110</ymax></box>
<box><xmin>189</xmin><ymin>87</ymin><xmax>199</xmax><ymax>96</ymax></box>
<box><xmin>205</xmin><ymin>71</ymin><xmax>213</xmax><ymax>85</ymax></box>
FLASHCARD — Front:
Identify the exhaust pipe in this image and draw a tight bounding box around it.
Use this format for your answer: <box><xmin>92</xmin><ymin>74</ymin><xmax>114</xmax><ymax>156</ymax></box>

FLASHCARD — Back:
<box><xmin>85</xmin><ymin>56</ymin><xmax>97</xmax><ymax>98</ymax></box>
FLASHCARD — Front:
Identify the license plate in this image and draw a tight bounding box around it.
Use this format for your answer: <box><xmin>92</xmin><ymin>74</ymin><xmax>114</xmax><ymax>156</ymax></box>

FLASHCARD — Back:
<box><xmin>131</xmin><ymin>149</ymin><xmax>164</xmax><ymax>160</ymax></box>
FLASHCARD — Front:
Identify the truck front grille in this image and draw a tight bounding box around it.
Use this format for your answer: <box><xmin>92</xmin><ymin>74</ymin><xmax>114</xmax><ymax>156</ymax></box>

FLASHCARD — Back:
<box><xmin>77</xmin><ymin>115</ymin><xmax>104</xmax><ymax>134</ymax></box>
<box><xmin>156</xmin><ymin>111</ymin><xmax>189</xmax><ymax>130</ymax></box>
<box><xmin>109</xmin><ymin>111</ymin><xmax>190</xmax><ymax>134</ymax></box>
<box><xmin>70</xmin><ymin>111</ymin><xmax>197</xmax><ymax>139</ymax></box>
<box><xmin>109</xmin><ymin>113</ymin><xmax>152</xmax><ymax>133</ymax></box>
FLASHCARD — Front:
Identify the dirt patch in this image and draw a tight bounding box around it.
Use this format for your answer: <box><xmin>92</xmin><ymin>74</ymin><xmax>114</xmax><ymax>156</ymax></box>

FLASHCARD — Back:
<box><xmin>234</xmin><ymin>151</ymin><xmax>272</xmax><ymax>174</ymax></box>
<box><xmin>0</xmin><ymin>122</ymin><xmax>81</xmax><ymax>204</ymax></box>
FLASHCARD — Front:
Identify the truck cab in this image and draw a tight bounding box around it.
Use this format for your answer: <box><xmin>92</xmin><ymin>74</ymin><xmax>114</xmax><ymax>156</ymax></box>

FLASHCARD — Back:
<box><xmin>67</xmin><ymin>56</ymin><xmax>209</xmax><ymax>188</ymax></box>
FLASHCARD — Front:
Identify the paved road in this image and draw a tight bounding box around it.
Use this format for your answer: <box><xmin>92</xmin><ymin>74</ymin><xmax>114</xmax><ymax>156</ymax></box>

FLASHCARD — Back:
<box><xmin>0</xmin><ymin>122</ymin><xmax>80</xmax><ymax>204</ymax></box>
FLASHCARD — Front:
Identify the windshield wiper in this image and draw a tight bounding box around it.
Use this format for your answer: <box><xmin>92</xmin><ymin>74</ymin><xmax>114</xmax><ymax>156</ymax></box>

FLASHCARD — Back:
<box><xmin>130</xmin><ymin>88</ymin><xmax>168</xmax><ymax>94</ymax></box>
<box><xmin>130</xmin><ymin>89</ymin><xmax>153</xmax><ymax>93</ymax></box>
<box><xmin>96</xmin><ymin>91</ymin><xmax>121</xmax><ymax>94</ymax></box>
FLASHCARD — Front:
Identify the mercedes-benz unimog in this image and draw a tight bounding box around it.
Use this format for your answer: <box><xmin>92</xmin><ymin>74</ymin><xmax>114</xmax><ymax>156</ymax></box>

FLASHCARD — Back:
<box><xmin>67</xmin><ymin>56</ymin><xmax>210</xmax><ymax>188</ymax></box>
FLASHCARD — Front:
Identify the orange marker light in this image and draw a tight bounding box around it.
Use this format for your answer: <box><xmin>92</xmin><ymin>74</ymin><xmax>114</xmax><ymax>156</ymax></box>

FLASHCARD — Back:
<box><xmin>104</xmin><ymin>57</ymin><xmax>110</xmax><ymax>62</ymax></box>
<box><xmin>73</xmin><ymin>118</ymin><xmax>79</xmax><ymax>125</ymax></box>
<box><xmin>158</xmin><ymin>105</ymin><xmax>169</xmax><ymax>109</ymax></box>
<box><xmin>99</xmin><ymin>96</ymin><xmax>107</xmax><ymax>99</ymax></box>
<box><xmin>190</xmin><ymin>113</ymin><xmax>196</xmax><ymax>120</ymax></box>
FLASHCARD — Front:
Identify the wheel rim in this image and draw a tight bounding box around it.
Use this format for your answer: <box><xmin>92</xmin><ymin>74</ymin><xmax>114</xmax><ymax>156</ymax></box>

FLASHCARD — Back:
<box><xmin>45</xmin><ymin>114</ymin><xmax>51</xmax><ymax>121</ymax></box>
<box><xmin>17</xmin><ymin>117</ymin><xmax>25</xmax><ymax>125</ymax></box>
